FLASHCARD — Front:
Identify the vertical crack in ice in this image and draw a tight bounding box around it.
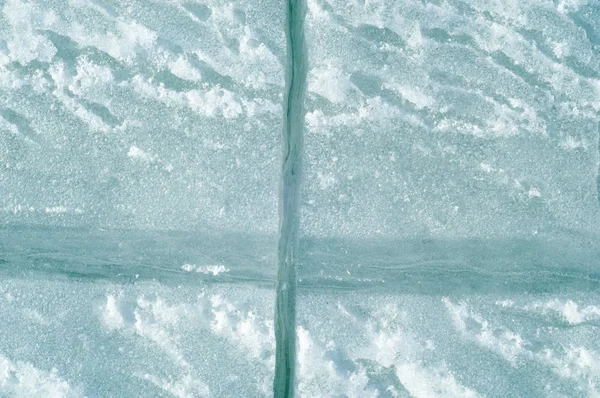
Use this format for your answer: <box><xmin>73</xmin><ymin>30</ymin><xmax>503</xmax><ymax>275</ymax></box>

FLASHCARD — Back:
<box><xmin>597</xmin><ymin>122</ymin><xmax>600</xmax><ymax>205</ymax></box>
<box><xmin>274</xmin><ymin>0</ymin><xmax>307</xmax><ymax>396</ymax></box>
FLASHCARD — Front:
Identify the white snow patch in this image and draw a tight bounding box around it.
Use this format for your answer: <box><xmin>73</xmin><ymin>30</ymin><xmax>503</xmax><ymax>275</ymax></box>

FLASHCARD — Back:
<box><xmin>528</xmin><ymin>188</ymin><xmax>541</xmax><ymax>198</ymax></box>
<box><xmin>141</xmin><ymin>373</ymin><xmax>210</xmax><ymax>398</ymax></box>
<box><xmin>0</xmin><ymin>353</ymin><xmax>82</xmax><ymax>398</ymax></box>
<box><xmin>48</xmin><ymin>63</ymin><xmax>112</xmax><ymax>133</ymax></box>
<box><xmin>396</xmin><ymin>363</ymin><xmax>480</xmax><ymax>398</ymax></box>
<box><xmin>181</xmin><ymin>264</ymin><xmax>229</xmax><ymax>276</ymax></box>
<box><xmin>297</xmin><ymin>301</ymin><xmax>481</xmax><ymax>397</ymax></box>
<box><xmin>45</xmin><ymin>206</ymin><xmax>67</xmax><ymax>214</ymax></box>
<box><xmin>445</xmin><ymin>298</ymin><xmax>600</xmax><ymax>395</ymax></box>
<box><xmin>556</xmin><ymin>0</ymin><xmax>588</xmax><ymax>13</ymax></box>
<box><xmin>560</xmin><ymin>136</ymin><xmax>588</xmax><ymax>150</ymax></box>
<box><xmin>169</xmin><ymin>57</ymin><xmax>202</xmax><ymax>82</ymax></box>
<box><xmin>127</xmin><ymin>146</ymin><xmax>155</xmax><ymax>163</ymax></box>
<box><xmin>444</xmin><ymin>298</ymin><xmax>525</xmax><ymax>363</ymax></box>
<box><xmin>527</xmin><ymin>300</ymin><xmax>600</xmax><ymax>325</ymax></box>
<box><xmin>480</xmin><ymin>163</ymin><xmax>494</xmax><ymax>173</ymax></box>
<box><xmin>3</xmin><ymin>0</ymin><xmax>57</xmax><ymax>64</ymax></box>
<box><xmin>383</xmin><ymin>82</ymin><xmax>434</xmax><ymax>109</ymax></box>
<box><xmin>100</xmin><ymin>291</ymin><xmax>274</xmax><ymax>394</ymax></box>
<box><xmin>309</xmin><ymin>63</ymin><xmax>349</xmax><ymax>103</ymax></box>
<box><xmin>71</xmin><ymin>58</ymin><xmax>115</xmax><ymax>94</ymax></box>
<box><xmin>131</xmin><ymin>75</ymin><xmax>244</xmax><ymax>118</ymax></box>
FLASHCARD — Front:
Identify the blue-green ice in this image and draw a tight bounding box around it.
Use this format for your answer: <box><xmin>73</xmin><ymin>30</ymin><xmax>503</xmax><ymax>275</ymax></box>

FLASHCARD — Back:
<box><xmin>1</xmin><ymin>0</ymin><xmax>600</xmax><ymax>396</ymax></box>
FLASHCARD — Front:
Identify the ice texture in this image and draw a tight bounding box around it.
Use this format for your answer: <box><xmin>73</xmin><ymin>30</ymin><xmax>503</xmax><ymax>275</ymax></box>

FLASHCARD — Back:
<box><xmin>299</xmin><ymin>0</ymin><xmax>600</xmax><ymax>395</ymax></box>
<box><xmin>0</xmin><ymin>0</ymin><xmax>284</xmax><ymax>233</ymax></box>
<box><xmin>302</xmin><ymin>0</ymin><xmax>600</xmax><ymax>239</ymax></box>
<box><xmin>0</xmin><ymin>277</ymin><xmax>276</xmax><ymax>397</ymax></box>
<box><xmin>296</xmin><ymin>290</ymin><xmax>600</xmax><ymax>398</ymax></box>
<box><xmin>1</xmin><ymin>0</ymin><xmax>600</xmax><ymax>397</ymax></box>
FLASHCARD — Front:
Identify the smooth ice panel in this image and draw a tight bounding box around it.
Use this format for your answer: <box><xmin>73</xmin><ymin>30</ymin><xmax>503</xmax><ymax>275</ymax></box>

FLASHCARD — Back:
<box><xmin>0</xmin><ymin>0</ymin><xmax>284</xmax><ymax>233</ymax></box>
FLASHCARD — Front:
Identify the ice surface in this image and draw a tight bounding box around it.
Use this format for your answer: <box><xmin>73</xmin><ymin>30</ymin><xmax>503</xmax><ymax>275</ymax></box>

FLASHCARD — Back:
<box><xmin>298</xmin><ymin>6</ymin><xmax>600</xmax><ymax>394</ymax></box>
<box><xmin>0</xmin><ymin>277</ymin><xmax>276</xmax><ymax>397</ymax></box>
<box><xmin>302</xmin><ymin>0</ymin><xmax>600</xmax><ymax>239</ymax></box>
<box><xmin>1</xmin><ymin>0</ymin><xmax>600</xmax><ymax>396</ymax></box>
<box><xmin>297</xmin><ymin>290</ymin><xmax>600</xmax><ymax>397</ymax></box>
<box><xmin>0</xmin><ymin>0</ymin><xmax>284</xmax><ymax>233</ymax></box>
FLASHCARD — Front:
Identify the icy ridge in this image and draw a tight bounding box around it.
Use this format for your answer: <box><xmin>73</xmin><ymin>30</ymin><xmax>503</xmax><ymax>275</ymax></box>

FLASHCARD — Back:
<box><xmin>274</xmin><ymin>0</ymin><xmax>308</xmax><ymax>396</ymax></box>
